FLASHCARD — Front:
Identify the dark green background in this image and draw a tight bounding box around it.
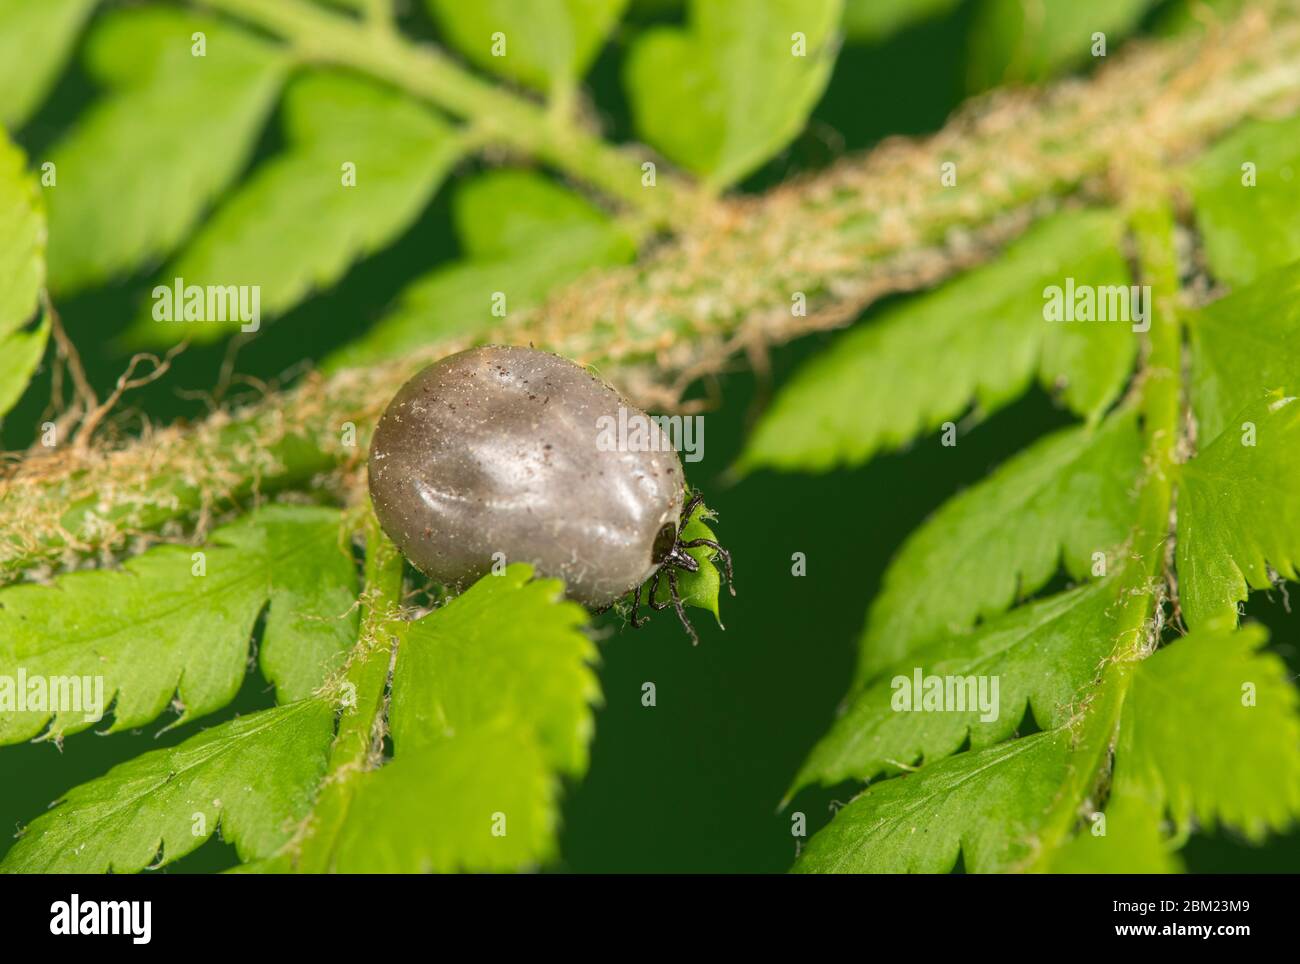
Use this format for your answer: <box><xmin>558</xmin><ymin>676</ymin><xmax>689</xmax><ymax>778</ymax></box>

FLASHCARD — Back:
<box><xmin>2</xmin><ymin>0</ymin><xmax>1296</xmax><ymax>873</ymax></box>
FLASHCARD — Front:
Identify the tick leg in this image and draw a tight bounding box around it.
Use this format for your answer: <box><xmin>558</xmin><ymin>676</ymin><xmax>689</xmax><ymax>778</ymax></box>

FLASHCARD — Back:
<box><xmin>667</xmin><ymin>568</ymin><xmax>699</xmax><ymax>646</ymax></box>
<box><xmin>668</xmin><ymin>546</ymin><xmax>700</xmax><ymax>574</ymax></box>
<box><xmin>681</xmin><ymin>489</ymin><xmax>706</xmax><ymax>523</ymax></box>
<box><xmin>680</xmin><ymin>538</ymin><xmax>735</xmax><ymax>595</ymax></box>
<box><xmin>648</xmin><ymin>567</ymin><xmax>671</xmax><ymax>611</ymax></box>
<box><xmin>629</xmin><ymin>583</ymin><xmax>649</xmax><ymax>628</ymax></box>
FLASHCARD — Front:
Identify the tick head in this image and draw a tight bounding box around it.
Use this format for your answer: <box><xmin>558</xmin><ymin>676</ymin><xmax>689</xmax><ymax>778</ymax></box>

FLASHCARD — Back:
<box><xmin>651</xmin><ymin>522</ymin><xmax>677</xmax><ymax>566</ymax></box>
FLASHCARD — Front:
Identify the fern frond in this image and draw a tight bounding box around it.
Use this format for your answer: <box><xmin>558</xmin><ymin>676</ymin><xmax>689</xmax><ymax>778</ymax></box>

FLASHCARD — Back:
<box><xmin>0</xmin><ymin>699</ymin><xmax>334</xmax><ymax>873</ymax></box>
<box><xmin>796</xmin><ymin>580</ymin><xmax>1116</xmax><ymax>791</ymax></box>
<box><xmin>1113</xmin><ymin>624</ymin><xmax>1300</xmax><ymax>840</ymax></box>
<box><xmin>740</xmin><ymin>210</ymin><xmax>1136</xmax><ymax>474</ymax></box>
<box><xmin>794</xmin><ymin>730</ymin><xmax>1071</xmax><ymax>873</ymax></box>
<box><xmin>1178</xmin><ymin>391</ymin><xmax>1300</xmax><ymax>629</ymax></box>
<box><xmin>45</xmin><ymin>8</ymin><xmax>287</xmax><ymax>292</ymax></box>
<box><xmin>0</xmin><ymin>506</ymin><xmax>357</xmax><ymax>744</ymax></box>
<box><xmin>122</xmin><ymin>71</ymin><xmax>462</xmax><ymax>347</ymax></box>
<box><xmin>858</xmin><ymin>407</ymin><xmax>1142</xmax><ymax>675</ymax></box>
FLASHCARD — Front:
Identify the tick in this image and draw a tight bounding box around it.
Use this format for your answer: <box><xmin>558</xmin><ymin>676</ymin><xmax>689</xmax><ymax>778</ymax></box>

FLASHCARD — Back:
<box><xmin>367</xmin><ymin>345</ymin><xmax>733</xmax><ymax>642</ymax></box>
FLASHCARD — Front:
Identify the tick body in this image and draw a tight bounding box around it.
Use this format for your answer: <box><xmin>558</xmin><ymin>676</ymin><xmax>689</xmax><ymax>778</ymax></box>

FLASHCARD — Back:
<box><xmin>368</xmin><ymin>345</ymin><xmax>686</xmax><ymax>608</ymax></box>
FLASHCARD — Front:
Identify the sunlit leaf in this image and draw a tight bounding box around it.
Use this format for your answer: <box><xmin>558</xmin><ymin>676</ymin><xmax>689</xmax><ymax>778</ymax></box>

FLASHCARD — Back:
<box><xmin>0</xmin><ymin>699</ymin><xmax>334</xmax><ymax>873</ymax></box>
<box><xmin>624</xmin><ymin>0</ymin><xmax>842</xmax><ymax>187</ymax></box>
<box><xmin>0</xmin><ymin>507</ymin><xmax>358</xmax><ymax>744</ymax></box>
<box><xmin>46</xmin><ymin>9</ymin><xmax>287</xmax><ymax>292</ymax></box>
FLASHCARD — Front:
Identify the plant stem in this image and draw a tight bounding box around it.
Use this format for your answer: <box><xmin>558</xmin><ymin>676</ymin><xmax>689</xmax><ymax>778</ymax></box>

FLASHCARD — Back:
<box><xmin>288</xmin><ymin>513</ymin><xmax>404</xmax><ymax>872</ymax></box>
<box><xmin>1028</xmin><ymin>201</ymin><xmax>1185</xmax><ymax>868</ymax></box>
<box><xmin>324</xmin><ymin>513</ymin><xmax>403</xmax><ymax>777</ymax></box>
<box><xmin>191</xmin><ymin>0</ymin><xmax>693</xmax><ymax>225</ymax></box>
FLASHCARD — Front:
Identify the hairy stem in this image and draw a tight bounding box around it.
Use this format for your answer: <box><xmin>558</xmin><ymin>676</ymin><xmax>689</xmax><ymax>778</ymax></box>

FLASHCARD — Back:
<box><xmin>287</xmin><ymin>514</ymin><xmax>403</xmax><ymax>872</ymax></box>
<box><xmin>3</xmin><ymin>4</ymin><xmax>1298</xmax><ymax>582</ymax></box>
<box><xmin>321</xmin><ymin>514</ymin><xmax>403</xmax><ymax>776</ymax></box>
<box><xmin>190</xmin><ymin>0</ymin><xmax>696</xmax><ymax>224</ymax></box>
<box><xmin>1028</xmin><ymin>200</ymin><xmax>1185</xmax><ymax>868</ymax></box>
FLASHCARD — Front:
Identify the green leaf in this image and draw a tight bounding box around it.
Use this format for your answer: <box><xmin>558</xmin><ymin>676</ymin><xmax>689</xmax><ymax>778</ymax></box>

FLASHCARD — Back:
<box><xmin>292</xmin><ymin>564</ymin><xmax>597</xmax><ymax>872</ymax></box>
<box><xmin>1177</xmin><ymin>391</ymin><xmax>1300</xmax><ymax>629</ymax></box>
<box><xmin>967</xmin><ymin>0</ymin><xmax>1157</xmax><ymax>91</ymax></box>
<box><xmin>0</xmin><ymin>134</ymin><xmax>44</xmax><ymax>332</ymax></box>
<box><xmin>1043</xmin><ymin>792</ymin><xmax>1182</xmax><ymax>874</ymax></box>
<box><xmin>624</xmin><ymin>0</ymin><xmax>842</xmax><ymax>188</ymax></box>
<box><xmin>0</xmin><ymin>0</ymin><xmax>98</xmax><ymax>129</ymax></box>
<box><xmin>1188</xmin><ymin>264</ymin><xmax>1300</xmax><ymax>445</ymax></box>
<box><xmin>857</xmin><ymin>409</ymin><xmax>1141</xmax><ymax>675</ymax></box>
<box><xmin>1190</xmin><ymin>115</ymin><xmax>1300</xmax><ymax>287</ymax></box>
<box><xmin>329</xmin><ymin>722</ymin><xmax>557</xmax><ymax>872</ymax></box>
<box><xmin>325</xmin><ymin>261</ymin><xmax>527</xmax><ymax>368</ymax></box>
<box><xmin>797</xmin><ymin>579</ymin><xmax>1116</xmax><ymax>792</ymax></box>
<box><xmin>0</xmin><ymin>506</ymin><xmax>358</xmax><ymax>745</ymax></box>
<box><xmin>794</xmin><ymin>729</ymin><xmax>1070</xmax><ymax>873</ymax></box>
<box><xmin>123</xmin><ymin>72</ymin><xmax>462</xmax><ymax>347</ymax></box>
<box><xmin>0</xmin><ymin>130</ymin><xmax>48</xmax><ymax>418</ymax></box>
<box><xmin>0</xmin><ymin>307</ymin><xmax>50</xmax><ymax>418</ymax></box>
<box><xmin>325</xmin><ymin>170</ymin><xmax>633</xmax><ymax>370</ymax></box>
<box><xmin>651</xmin><ymin>498</ymin><xmax>725</xmax><ymax>623</ymax></box>
<box><xmin>390</xmin><ymin>563</ymin><xmax>599</xmax><ymax>776</ymax></box>
<box><xmin>0</xmin><ymin>699</ymin><xmax>334</xmax><ymax>873</ymax></box>
<box><xmin>740</xmin><ymin>209</ymin><xmax>1137</xmax><ymax>473</ymax></box>
<box><xmin>842</xmin><ymin>0</ymin><xmax>962</xmax><ymax>45</ymax></box>
<box><xmin>426</xmin><ymin>0</ymin><xmax>627</xmax><ymax>95</ymax></box>
<box><xmin>1113</xmin><ymin>624</ymin><xmax>1300</xmax><ymax>840</ymax></box>
<box><xmin>46</xmin><ymin>8</ymin><xmax>286</xmax><ymax>292</ymax></box>
<box><xmin>454</xmin><ymin>168</ymin><xmax>620</xmax><ymax>261</ymax></box>
<box><xmin>257</xmin><ymin>509</ymin><xmax>361</xmax><ymax>704</ymax></box>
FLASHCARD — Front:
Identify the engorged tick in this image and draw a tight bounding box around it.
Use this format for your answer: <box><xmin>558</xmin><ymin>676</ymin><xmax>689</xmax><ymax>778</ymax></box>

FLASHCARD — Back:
<box><xmin>367</xmin><ymin>345</ymin><xmax>733</xmax><ymax>642</ymax></box>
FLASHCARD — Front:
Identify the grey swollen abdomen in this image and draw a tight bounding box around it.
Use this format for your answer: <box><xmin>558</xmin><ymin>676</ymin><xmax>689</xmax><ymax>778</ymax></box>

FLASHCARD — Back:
<box><xmin>368</xmin><ymin>345</ymin><xmax>685</xmax><ymax>607</ymax></box>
